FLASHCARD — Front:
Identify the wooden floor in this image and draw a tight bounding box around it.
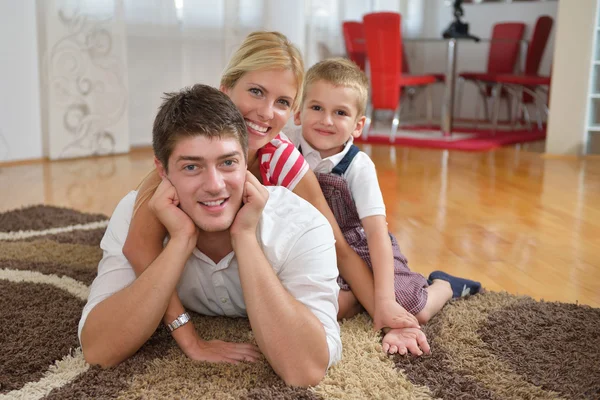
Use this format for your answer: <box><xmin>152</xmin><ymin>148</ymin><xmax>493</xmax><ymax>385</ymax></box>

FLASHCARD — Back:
<box><xmin>1</xmin><ymin>143</ymin><xmax>599</xmax><ymax>307</ymax></box>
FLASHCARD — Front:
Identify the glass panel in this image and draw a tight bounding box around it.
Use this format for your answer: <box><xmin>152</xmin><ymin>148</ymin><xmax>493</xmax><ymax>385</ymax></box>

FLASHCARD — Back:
<box><xmin>593</xmin><ymin>64</ymin><xmax>600</xmax><ymax>95</ymax></box>
<box><xmin>595</xmin><ymin>30</ymin><xmax>600</xmax><ymax>61</ymax></box>
<box><xmin>587</xmin><ymin>132</ymin><xmax>600</xmax><ymax>155</ymax></box>
<box><xmin>589</xmin><ymin>98</ymin><xmax>600</xmax><ymax>127</ymax></box>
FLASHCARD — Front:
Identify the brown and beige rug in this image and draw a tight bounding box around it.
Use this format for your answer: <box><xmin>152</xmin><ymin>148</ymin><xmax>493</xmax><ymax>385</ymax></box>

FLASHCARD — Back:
<box><xmin>1</xmin><ymin>205</ymin><xmax>599</xmax><ymax>400</ymax></box>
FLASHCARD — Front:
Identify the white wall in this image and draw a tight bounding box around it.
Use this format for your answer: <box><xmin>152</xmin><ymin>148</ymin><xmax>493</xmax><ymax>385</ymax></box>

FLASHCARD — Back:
<box><xmin>0</xmin><ymin>1</ymin><xmax>43</xmax><ymax>163</ymax></box>
<box><xmin>411</xmin><ymin>0</ymin><xmax>558</xmax><ymax>121</ymax></box>
<box><xmin>546</xmin><ymin>0</ymin><xmax>596</xmax><ymax>155</ymax></box>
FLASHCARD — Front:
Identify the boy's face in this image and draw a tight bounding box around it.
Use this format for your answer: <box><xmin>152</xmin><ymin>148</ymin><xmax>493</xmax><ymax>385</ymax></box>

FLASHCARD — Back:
<box><xmin>294</xmin><ymin>80</ymin><xmax>365</xmax><ymax>159</ymax></box>
<box><xmin>156</xmin><ymin>135</ymin><xmax>246</xmax><ymax>233</ymax></box>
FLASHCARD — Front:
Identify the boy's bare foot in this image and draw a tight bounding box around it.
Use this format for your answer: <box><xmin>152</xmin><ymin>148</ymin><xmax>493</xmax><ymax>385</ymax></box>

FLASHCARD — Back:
<box><xmin>382</xmin><ymin>327</ymin><xmax>430</xmax><ymax>356</ymax></box>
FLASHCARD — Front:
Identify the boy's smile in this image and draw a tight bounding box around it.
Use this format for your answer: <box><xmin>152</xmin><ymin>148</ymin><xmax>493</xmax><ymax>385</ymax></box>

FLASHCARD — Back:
<box><xmin>295</xmin><ymin>80</ymin><xmax>365</xmax><ymax>159</ymax></box>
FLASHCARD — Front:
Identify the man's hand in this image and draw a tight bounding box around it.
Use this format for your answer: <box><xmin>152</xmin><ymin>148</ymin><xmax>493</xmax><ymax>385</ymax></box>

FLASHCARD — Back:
<box><xmin>148</xmin><ymin>177</ymin><xmax>198</xmax><ymax>248</ymax></box>
<box><xmin>382</xmin><ymin>327</ymin><xmax>430</xmax><ymax>356</ymax></box>
<box><xmin>373</xmin><ymin>299</ymin><xmax>420</xmax><ymax>331</ymax></box>
<box><xmin>230</xmin><ymin>171</ymin><xmax>269</xmax><ymax>239</ymax></box>
<box><xmin>182</xmin><ymin>335</ymin><xmax>262</xmax><ymax>364</ymax></box>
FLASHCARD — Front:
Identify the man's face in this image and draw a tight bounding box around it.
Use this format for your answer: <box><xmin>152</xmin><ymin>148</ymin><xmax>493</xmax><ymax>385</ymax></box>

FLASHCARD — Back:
<box><xmin>160</xmin><ymin>135</ymin><xmax>247</xmax><ymax>233</ymax></box>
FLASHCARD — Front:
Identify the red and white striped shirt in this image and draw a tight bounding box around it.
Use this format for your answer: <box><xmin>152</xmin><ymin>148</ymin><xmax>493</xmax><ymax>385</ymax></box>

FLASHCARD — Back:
<box><xmin>258</xmin><ymin>133</ymin><xmax>309</xmax><ymax>190</ymax></box>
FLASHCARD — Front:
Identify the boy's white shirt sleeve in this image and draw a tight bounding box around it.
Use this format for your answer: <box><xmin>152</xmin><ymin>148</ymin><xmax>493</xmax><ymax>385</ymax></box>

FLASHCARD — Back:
<box><xmin>344</xmin><ymin>152</ymin><xmax>387</xmax><ymax>219</ymax></box>
<box><xmin>78</xmin><ymin>191</ymin><xmax>138</xmax><ymax>342</ymax></box>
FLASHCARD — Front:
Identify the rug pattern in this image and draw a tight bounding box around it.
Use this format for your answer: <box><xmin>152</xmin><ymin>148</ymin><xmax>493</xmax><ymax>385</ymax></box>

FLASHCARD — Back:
<box><xmin>1</xmin><ymin>206</ymin><xmax>599</xmax><ymax>399</ymax></box>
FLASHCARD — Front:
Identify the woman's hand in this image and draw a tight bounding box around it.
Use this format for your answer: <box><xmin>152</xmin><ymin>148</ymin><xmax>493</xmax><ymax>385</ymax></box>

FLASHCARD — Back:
<box><xmin>182</xmin><ymin>335</ymin><xmax>262</xmax><ymax>364</ymax></box>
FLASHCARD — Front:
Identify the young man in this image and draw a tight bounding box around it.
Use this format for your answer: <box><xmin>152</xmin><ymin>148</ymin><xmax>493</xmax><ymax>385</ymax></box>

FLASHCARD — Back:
<box><xmin>78</xmin><ymin>84</ymin><xmax>342</xmax><ymax>387</ymax></box>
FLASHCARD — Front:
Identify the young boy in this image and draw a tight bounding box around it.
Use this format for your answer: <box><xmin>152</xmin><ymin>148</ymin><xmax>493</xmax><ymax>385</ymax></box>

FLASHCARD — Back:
<box><xmin>291</xmin><ymin>58</ymin><xmax>481</xmax><ymax>356</ymax></box>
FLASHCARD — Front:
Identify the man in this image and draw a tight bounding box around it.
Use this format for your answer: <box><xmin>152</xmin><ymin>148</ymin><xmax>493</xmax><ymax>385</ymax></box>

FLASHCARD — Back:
<box><xmin>78</xmin><ymin>84</ymin><xmax>341</xmax><ymax>387</ymax></box>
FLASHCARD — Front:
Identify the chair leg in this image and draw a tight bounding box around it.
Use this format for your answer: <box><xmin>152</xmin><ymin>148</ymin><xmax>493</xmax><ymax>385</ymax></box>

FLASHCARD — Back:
<box><xmin>522</xmin><ymin>104</ymin><xmax>532</xmax><ymax>132</ymax></box>
<box><xmin>491</xmin><ymin>83</ymin><xmax>503</xmax><ymax>134</ymax></box>
<box><xmin>391</xmin><ymin>103</ymin><xmax>402</xmax><ymax>143</ymax></box>
<box><xmin>534</xmin><ymin>104</ymin><xmax>544</xmax><ymax>131</ymax></box>
<box><xmin>506</xmin><ymin>95</ymin><xmax>513</xmax><ymax>128</ymax></box>
<box><xmin>426</xmin><ymin>86</ymin><xmax>433</xmax><ymax>126</ymax></box>
<box><xmin>482</xmin><ymin>85</ymin><xmax>491</xmax><ymax>123</ymax></box>
<box><xmin>363</xmin><ymin>103</ymin><xmax>373</xmax><ymax>139</ymax></box>
<box><xmin>455</xmin><ymin>77</ymin><xmax>465</xmax><ymax>121</ymax></box>
<box><xmin>513</xmin><ymin>85</ymin><xmax>524</xmax><ymax>130</ymax></box>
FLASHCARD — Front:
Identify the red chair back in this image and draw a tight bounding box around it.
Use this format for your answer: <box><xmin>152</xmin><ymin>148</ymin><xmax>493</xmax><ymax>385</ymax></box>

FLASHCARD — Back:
<box><xmin>342</xmin><ymin>21</ymin><xmax>367</xmax><ymax>71</ymax></box>
<box><xmin>363</xmin><ymin>12</ymin><xmax>402</xmax><ymax>110</ymax></box>
<box><xmin>525</xmin><ymin>16</ymin><xmax>553</xmax><ymax>75</ymax></box>
<box><xmin>487</xmin><ymin>22</ymin><xmax>526</xmax><ymax>74</ymax></box>
<box><xmin>402</xmin><ymin>47</ymin><xmax>410</xmax><ymax>74</ymax></box>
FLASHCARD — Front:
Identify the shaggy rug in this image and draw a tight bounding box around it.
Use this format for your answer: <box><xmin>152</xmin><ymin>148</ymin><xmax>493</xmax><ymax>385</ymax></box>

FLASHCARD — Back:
<box><xmin>1</xmin><ymin>205</ymin><xmax>599</xmax><ymax>400</ymax></box>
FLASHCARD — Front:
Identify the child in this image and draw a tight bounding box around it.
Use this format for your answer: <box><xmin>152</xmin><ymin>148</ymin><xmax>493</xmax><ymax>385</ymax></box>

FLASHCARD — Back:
<box><xmin>291</xmin><ymin>58</ymin><xmax>481</xmax><ymax>356</ymax></box>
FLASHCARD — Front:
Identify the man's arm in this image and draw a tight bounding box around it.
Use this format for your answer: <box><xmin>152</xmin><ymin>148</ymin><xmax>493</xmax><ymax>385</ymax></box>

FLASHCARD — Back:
<box><xmin>81</xmin><ymin>237</ymin><xmax>194</xmax><ymax>367</ymax></box>
<box><xmin>79</xmin><ymin>184</ymin><xmax>197</xmax><ymax>367</ymax></box>
<box><xmin>231</xmin><ymin>173</ymin><xmax>339</xmax><ymax>387</ymax></box>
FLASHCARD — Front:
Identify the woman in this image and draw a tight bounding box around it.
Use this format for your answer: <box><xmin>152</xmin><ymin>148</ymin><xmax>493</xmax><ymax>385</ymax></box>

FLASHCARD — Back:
<box><xmin>124</xmin><ymin>31</ymin><xmax>416</xmax><ymax>362</ymax></box>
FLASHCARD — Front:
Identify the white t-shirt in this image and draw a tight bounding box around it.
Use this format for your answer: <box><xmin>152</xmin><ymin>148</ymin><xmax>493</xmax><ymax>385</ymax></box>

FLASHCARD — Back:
<box><xmin>287</xmin><ymin>127</ymin><xmax>386</xmax><ymax>219</ymax></box>
<box><xmin>79</xmin><ymin>187</ymin><xmax>342</xmax><ymax>368</ymax></box>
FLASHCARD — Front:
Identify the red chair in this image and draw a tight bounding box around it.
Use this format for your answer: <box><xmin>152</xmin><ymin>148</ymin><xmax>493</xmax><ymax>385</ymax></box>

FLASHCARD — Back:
<box><xmin>342</xmin><ymin>21</ymin><xmax>367</xmax><ymax>72</ymax></box>
<box><xmin>362</xmin><ymin>12</ymin><xmax>438</xmax><ymax>140</ymax></box>
<box><xmin>485</xmin><ymin>16</ymin><xmax>554</xmax><ymax>131</ymax></box>
<box><xmin>456</xmin><ymin>22</ymin><xmax>526</xmax><ymax>123</ymax></box>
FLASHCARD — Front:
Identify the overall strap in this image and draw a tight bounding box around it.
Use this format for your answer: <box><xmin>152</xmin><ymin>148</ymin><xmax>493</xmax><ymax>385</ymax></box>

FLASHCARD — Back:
<box><xmin>332</xmin><ymin>144</ymin><xmax>360</xmax><ymax>176</ymax></box>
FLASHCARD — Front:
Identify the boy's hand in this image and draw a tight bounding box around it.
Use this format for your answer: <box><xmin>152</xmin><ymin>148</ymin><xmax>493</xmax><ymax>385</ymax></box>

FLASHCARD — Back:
<box><xmin>148</xmin><ymin>177</ymin><xmax>198</xmax><ymax>246</ymax></box>
<box><xmin>230</xmin><ymin>171</ymin><xmax>269</xmax><ymax>239</ymax></box>
<box><xmin>373</xmin><ymin>299</ymin><xmax>420</xmax><ymax>331</ymax></box>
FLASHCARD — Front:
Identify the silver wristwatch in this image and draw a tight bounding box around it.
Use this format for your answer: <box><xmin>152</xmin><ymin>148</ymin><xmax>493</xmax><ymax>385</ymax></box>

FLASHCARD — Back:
<box><xmin>165</xmin><ymin>312</ymin><xmax>191</xmax><ymax>333</ymax></box>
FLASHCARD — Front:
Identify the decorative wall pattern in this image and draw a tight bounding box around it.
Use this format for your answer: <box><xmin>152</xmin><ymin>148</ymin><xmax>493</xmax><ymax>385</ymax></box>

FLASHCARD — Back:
<box><xmin>39</xmin><ymin>0</ymin><xmax>129</xmax><ymax>160</ymax></box>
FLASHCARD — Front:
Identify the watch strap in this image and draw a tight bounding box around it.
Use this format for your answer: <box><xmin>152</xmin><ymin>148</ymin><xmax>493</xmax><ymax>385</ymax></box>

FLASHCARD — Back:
<box><xmin>165</xmin><ymin>312</ymin><xmax>191</xmax><ymax>333</ymax></box>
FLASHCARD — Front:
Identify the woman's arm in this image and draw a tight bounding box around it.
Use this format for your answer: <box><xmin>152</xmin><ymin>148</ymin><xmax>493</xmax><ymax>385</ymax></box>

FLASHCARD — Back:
<box><xmin>291</xmin><ymin>170</ymin><xmax>377</xmax><ymax>317</ymax></box>
<box><xmin>122</xmin><ymin>170</ymin><xmax>203</xmax><ymax>357</ymax></box>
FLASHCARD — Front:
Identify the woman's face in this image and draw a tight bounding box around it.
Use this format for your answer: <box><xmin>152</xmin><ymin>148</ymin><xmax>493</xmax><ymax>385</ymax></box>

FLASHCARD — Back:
<box><xmin>222</xmin><ymin>68</ymin><xmax>297</xmax><ymax>152</ymax></box>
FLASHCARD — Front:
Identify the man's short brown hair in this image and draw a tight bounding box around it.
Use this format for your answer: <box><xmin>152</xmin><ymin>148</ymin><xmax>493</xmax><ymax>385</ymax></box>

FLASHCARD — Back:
<box><xmin>301</xmin><ymin>58</ymin><xmax>369</xmax><ymax>117</ymax></box>
<box><xmin>152</xmin><ymin>84</ymin><xmax>248</xmax><ymax>171</ymax></box>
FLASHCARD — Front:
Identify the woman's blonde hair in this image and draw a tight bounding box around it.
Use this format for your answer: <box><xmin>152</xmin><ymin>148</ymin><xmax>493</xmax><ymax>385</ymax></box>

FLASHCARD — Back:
<box><xmin>220</xmin><ymin>31</ymin><xmax>305</xmax><ymax>111</ymax></box>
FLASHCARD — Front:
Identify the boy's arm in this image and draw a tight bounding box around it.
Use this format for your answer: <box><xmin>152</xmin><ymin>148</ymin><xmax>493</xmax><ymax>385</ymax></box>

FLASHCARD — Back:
<box><xmin>292</xmin><ymin>169</ymin><xmax>378</xmax><ymax>317</ymax></box>
<box><xmin>361</xmin><ymin>216</ymin><xmax>418</xmax><ymax>330</ymax></box>
<box><xmin>347</xmin><ymin>153</ymin><xmax>419</xmax><ymax>330</ymax></box>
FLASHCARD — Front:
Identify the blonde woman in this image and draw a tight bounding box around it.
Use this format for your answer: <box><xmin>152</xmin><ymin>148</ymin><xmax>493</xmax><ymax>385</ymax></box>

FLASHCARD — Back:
<box><xmin>124</xmin><ymin>31</ymin><xmax>420</xmax><ymax>363</ymax></box>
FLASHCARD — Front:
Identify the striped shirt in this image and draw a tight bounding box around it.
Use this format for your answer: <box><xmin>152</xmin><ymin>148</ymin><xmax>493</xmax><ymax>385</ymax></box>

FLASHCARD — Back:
<box><xmin>258</xmin><ymin>133</ymin><xmax>309</xmax><ymax>190</ymax></box>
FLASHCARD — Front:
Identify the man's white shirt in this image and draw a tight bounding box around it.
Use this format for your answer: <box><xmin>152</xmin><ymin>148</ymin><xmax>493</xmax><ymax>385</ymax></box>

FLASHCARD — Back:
<box><xmin>79</xmin><ymin>186</ymin><xmax>342</xmax><ymax>368</ymax></box>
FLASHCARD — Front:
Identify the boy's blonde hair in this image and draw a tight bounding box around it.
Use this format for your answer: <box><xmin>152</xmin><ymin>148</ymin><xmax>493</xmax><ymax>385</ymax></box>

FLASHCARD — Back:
<box><xmin>301</xmin><ymin>57</ymin><xmax>369</xmax><ymax>117</ymax></box>
<box><xmin>220</xmin><ymin>31</ymin><xmax>305</xmax><ymax>111</ymax></box>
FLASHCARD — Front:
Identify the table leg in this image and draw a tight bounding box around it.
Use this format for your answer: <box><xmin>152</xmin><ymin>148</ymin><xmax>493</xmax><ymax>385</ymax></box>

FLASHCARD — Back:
<box><xmin>441</xmin><ymin>39</ymin><xmax>457</xmax><ymax>137</ymax></box>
